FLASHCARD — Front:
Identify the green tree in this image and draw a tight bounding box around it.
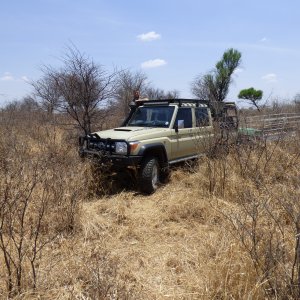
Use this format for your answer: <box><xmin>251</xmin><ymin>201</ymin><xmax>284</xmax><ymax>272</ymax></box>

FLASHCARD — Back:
<box><xmin>238</xmin><ymin>87</ymin><xmax>263</xmax><ymax>111</ymax></box>
<box><xmin>191</xmin><ymin>48</ymin><xmax>242</xmax><ymax>102</ymax></box>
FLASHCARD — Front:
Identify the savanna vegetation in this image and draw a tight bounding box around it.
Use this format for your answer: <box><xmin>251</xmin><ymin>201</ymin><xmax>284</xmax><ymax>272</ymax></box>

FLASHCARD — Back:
<box><xmin>1</xmin><ymin>47</ymin><xmax>300</xmax><ymax>299</ymax></box>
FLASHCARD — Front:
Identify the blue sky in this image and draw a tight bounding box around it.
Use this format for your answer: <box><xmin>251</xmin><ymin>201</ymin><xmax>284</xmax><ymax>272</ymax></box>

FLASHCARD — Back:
<box><xmin>1</xmin><ymin>0</ymin><xmax>300</xmax><ymax>106</ymax></box>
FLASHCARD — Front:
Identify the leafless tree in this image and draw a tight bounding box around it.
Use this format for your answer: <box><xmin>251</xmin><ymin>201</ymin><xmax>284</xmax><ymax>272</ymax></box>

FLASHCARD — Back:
<box><xmin>31</xmin><ymin>74</ymin><xmax>61</xmax><ymax>115</ymax></box>
<box><xmin>114</xmin><ymin>70</ymin><xmax>148</xmax><ymax>118</ymax></box>
<box><xmin>145</xmin><ymin>87</ymin><xmax>180</xmax><ymax>100</ymax></box>
<box><xmin>2</xmin><ymin>97</ymin><xmax>39</xmax><ymax>113</ymax></box>
<box><xmin>191</xmin><ymin>73</ymin><xmax>211</xmax><ymax>100</ymax></box>
<box><xmin>34</xmin><ymin>47</ymin><xmax>116</xmax><ymax>134</ymax></box>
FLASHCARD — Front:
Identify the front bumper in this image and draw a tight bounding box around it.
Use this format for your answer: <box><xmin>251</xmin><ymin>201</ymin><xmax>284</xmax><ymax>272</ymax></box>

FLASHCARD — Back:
<box><xmin>79</xmin><ymin>148</ymin><xmax>143</xmax><ymax>167</ymax></box>
<box><xmin>79</xmin><ymin>134</ymin><xmax>143</xmax><ymax>168</ymax></box>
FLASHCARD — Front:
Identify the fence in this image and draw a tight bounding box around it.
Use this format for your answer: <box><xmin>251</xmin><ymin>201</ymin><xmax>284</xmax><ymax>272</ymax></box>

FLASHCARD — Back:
<box><xmin>241</xmin><ymin>113</ymin><xmax>300</xmax><ymax>135</ymax></box>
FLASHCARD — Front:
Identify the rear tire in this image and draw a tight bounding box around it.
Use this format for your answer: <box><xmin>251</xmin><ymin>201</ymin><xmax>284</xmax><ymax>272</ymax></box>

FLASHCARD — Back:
<box><xmin>138</xmin><ymin>156</ymin><xmax>160</xmax><ymax>194</ymax></box>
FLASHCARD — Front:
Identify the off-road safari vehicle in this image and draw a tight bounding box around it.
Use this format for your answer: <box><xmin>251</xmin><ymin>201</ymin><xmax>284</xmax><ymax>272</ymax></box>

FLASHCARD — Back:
<box><xmin>79</xmin><ymin>99</ymin><xmax>238</xmax><ymax>194</ymax></box>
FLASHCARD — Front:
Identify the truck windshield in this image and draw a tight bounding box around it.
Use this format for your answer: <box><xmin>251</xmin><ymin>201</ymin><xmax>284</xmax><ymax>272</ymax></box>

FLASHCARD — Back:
<box><xmin>127</xmin><ymin>106</ymin><xmax>175</xmax><ymax>128</ymax></box>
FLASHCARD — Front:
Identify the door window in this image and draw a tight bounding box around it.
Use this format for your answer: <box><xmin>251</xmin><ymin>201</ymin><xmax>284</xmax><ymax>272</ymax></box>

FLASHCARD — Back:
<box><xmin>174</xmin><ymin>108</ymin><xmax>192</xmax><ymax>129</ymax></box>
<box><xmin>195</xmin><ymin>107</ymin><xmax>209</xmax><ymax>127</ymax></box>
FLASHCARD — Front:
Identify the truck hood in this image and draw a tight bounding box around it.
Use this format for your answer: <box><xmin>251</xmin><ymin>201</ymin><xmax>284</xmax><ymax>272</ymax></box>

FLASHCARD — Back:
<box><xmin>93</xmin><ymin>126</ymin><xmax>170</xmax><ymax>141</ymax></box>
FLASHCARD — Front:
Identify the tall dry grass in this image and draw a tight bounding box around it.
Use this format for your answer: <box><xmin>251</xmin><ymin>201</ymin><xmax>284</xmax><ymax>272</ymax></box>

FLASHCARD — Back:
<box><xmin>0</xmin><ymin>108</ymin><xmax>300</xmax><ymax>299</ymax></box>
<box><xmin>0</xmin><ymin>113</ymin><xmax>88</xmax><ymax>298</ymax></box>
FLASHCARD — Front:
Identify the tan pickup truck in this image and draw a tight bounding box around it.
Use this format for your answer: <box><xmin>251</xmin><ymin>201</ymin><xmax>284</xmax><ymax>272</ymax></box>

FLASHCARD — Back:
<box><xmin>79</xmin><ymin>99</ymin><xmax>236</xmax><ymax>194</ymax></box>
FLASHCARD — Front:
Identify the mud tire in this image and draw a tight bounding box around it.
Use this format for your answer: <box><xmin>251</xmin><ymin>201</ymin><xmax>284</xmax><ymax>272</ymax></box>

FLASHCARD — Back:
<box><xmin>138</xmin><ymin>156</ymin><xmax>160</xmax><ymax>194</ymax></box>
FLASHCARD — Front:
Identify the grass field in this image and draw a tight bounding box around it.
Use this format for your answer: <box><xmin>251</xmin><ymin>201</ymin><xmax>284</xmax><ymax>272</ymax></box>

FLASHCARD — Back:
<box><xmin>1</xmin><ymin>112</ymin><xmax>300</xmax><ymax>299</ymax></box>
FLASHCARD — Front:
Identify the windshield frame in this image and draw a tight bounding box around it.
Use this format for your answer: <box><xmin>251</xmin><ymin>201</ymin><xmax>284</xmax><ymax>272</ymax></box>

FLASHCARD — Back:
<box><xmin>126</xmin><ymin>105</ymin><xmax>175</xmax><ymax>128</ymax></box>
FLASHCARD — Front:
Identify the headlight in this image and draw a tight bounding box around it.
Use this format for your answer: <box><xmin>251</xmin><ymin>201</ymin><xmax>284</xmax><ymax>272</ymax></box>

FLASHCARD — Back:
<box><xmin>115</xmin><ymin>142</ymin><xmax>128</xmax><ymax>155</ymax></box>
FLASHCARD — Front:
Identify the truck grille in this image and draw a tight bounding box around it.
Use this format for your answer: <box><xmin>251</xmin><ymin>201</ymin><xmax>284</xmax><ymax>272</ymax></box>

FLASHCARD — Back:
<box><xmin>87</xmin><ymin>139</ymin><xmax>115</xmax><ymax>154</ymax></box>
<box><xmin>87</xmin><ymin>137</ymin><xmax>115</xmax><ymax>154</ymax></box>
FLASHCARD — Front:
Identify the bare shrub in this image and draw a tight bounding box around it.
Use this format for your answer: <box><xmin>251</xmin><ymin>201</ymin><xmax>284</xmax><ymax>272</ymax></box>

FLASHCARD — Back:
<box><xmin>202</xmin><ymin>133</ymin><xmax>300</xmax><ymax>298</ymax></box>
<box><xmin>194</xmin><ymin>124</ymin><xmax>237</xmax><ymax>197</ymax></box>
<box><xmin>0</xmin><ymin>119</ymin><xmax>87</xmax><ymax>297</ymax></box>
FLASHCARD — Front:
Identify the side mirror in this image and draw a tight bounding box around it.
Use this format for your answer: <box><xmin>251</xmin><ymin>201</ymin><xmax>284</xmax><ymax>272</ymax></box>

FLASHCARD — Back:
<box><xmin>174</xmin><ymin>124</ymin><xmax>179</xmax><ymax>133</ymax></box>
<box><xmin>174</xmin><ymin>120</ymin><xmax>184</xmax><ymax>132</ymax></box>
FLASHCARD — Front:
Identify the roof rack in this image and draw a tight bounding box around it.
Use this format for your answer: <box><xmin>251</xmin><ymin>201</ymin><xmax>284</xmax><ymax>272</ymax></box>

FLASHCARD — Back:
<box><xmin>139</xmin><ymin>98</ymin><xmax>209</xmax><ymax>107</ymax></box>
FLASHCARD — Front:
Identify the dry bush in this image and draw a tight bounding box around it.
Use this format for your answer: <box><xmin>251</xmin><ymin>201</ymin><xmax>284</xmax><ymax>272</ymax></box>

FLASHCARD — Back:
<box><xmin>197</xmin><ymin>133</ymin><xmax>300</xmax><ymax>298</ymax></box>
<box><xmin>0</xmin><ymin>115</ymin><xmax>87</xmax><ymax>297</ymax></box>
<box><xmin>0</xmin><ymin>110</ymin><xmax>136</xmax><ymax>299</ymax></box>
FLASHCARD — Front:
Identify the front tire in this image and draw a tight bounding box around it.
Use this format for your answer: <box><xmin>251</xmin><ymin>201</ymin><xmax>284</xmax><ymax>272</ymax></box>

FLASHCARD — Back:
<box><xmin>138</xmin><ymin>156</ymin><xmax>160</xmax><ymax>194</ymax></box>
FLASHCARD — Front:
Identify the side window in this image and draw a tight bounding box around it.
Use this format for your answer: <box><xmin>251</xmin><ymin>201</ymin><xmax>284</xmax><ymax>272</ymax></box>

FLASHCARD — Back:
<box><xmin>195</xmin><ymin>107</ymin><xmax>210</xmax><ymax>127</ymax></box>
<box><xmin>174</xmin><ymin>107</ymin><xmax>192</xmax><ymax>129</ymax></box>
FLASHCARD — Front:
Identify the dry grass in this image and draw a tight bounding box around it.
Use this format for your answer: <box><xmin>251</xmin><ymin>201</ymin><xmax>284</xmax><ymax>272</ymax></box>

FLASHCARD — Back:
<box><xmin>1</xmin><ymin>111</ymin><xmax>300</xmax><ymax>299</ymax></box>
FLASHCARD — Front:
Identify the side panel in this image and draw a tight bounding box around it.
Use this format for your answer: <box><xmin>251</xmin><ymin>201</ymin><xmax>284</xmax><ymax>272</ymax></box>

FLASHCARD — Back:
<box><xmin>170</xmin><ymin>128</ymin><xmax>195</xmax><ymax>158</ymax></box>
<box><xmin>171</xmin><ymin>107</ymin><xmax>214</xmax><ymax>159</ymax></box>
<box><xmin>170</xmin><ymin>127</ymin><xmax>213</xmax><ymax>159</ymax></box>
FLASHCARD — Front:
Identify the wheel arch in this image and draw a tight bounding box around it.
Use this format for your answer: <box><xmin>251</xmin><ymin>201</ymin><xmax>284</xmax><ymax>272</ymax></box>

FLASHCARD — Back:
<box><xmin>138</xmin><ymin>143</ymin><xmax>168</xmax><ymax>167</ymax></box>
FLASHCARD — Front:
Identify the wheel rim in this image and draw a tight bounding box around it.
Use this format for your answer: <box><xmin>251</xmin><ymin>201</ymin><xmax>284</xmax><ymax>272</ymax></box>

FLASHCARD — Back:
<box><xmin>152</xmin><ymin>163</ymin><xmax>159</xmax><ymax>188</ymax></box>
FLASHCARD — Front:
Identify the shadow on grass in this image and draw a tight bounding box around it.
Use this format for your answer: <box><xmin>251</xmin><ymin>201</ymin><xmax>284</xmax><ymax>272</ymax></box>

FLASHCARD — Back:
<box><xmin>88</xmin><ymin>167</ymin><xmax>139</xmax><ymax>197</ymax></box>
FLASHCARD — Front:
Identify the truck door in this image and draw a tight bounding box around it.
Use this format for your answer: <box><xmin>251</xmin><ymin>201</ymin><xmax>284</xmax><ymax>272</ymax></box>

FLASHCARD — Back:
<box><xmin>171</xmin><ymin>107</ymin><xmax>195</xmax><ymax>159</ymax></box>
<box><xmin>194</xmin><ymin>107</ymin><xmax>213</xmax><ymax>153</ymax></box>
